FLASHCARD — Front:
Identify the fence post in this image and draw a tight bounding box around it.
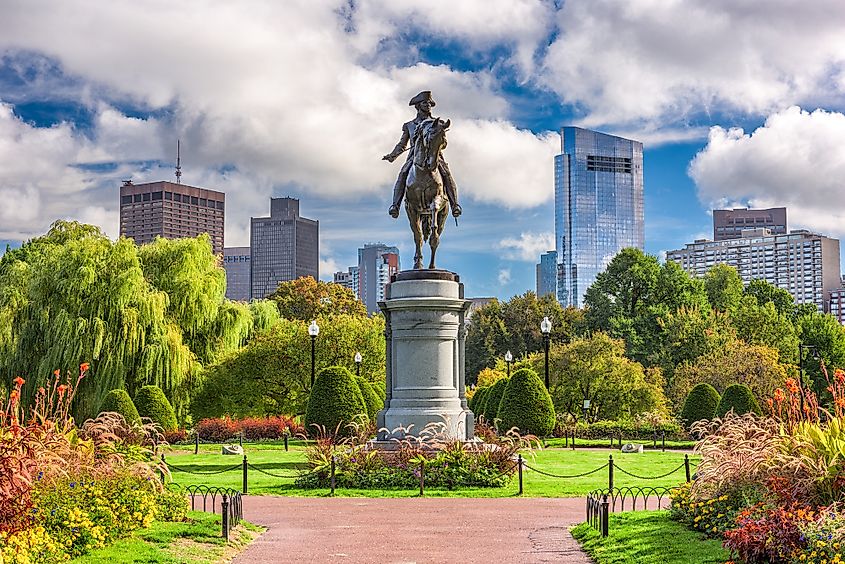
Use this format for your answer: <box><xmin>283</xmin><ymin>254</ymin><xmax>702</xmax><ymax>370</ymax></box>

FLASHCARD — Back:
<box><xmin>518</xmin><ymin>454</ymin><xmax>523</xmax><ymax>496</ymax></box>
<box><xmin>195</xmin><ymin>431</ymin><xmax>199</xmax><ymax>455</ymax></box>
<box><xmin>419</xmin><ymin>460</ymin><xmax>425</xmax><ymax>497</ymax></box>
<box><xmin>618</xmin><ymin>432</ymin><xmax>622</xmax><ymax>449</ymax></box>
<box><xmin>662</xmin><ymin>430</ymin><xmax>666</xmax><ymax>452</ymax></box>
<box><xmin>284</xmin><ymin>432</ymin><xmax>289</xmax><ymax>452</ymax></box>
<box><xmin>684</xmin><ymin>454</ymin><xmax>691</xmax><ymax>482</ymax></box>
<box><xmin>601</xmin><ymin>494</ymin><xmax>609</xmax><ymax>538</ymax></box>
<box><xmin>239</xmin><ymin>431</ymin><xmax>243</xmax><ymax>447</ymax></box>
<box><xmin>160</xmin><ymin>453</ymin><xmax>166</xmax><ymax>484</ymax></box>
<box><xmin>608</xmin><ymin>454</ymin><xmax>614</xmax><ymax>492</ymax></box>
<box><xmin>330</xmin><ymin>455</ymin><xmax>336</xmax><ymax>495</ymax></box>
<box><xmin>242</xmin><ymin>455</ymin><xmax>248</xmax><ymax>494</ymax></box>
<box><xmin>221</xmin><ymin>494</ymin><xmax>230</xmax><ymax>542</ymax></box>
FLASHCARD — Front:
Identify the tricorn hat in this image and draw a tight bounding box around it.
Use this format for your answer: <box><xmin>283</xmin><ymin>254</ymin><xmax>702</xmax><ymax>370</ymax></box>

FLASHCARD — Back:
<box><xmin>409</xmin><ymin>91</ymin><xmax>436</xmax><ymax>107</ymax></box>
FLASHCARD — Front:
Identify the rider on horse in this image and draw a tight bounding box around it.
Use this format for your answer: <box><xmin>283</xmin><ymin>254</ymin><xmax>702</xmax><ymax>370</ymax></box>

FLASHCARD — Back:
<box><xmin>383</xmin><ymin>91</ymin><xmax>462</xmax><ymax>219</ymax></box>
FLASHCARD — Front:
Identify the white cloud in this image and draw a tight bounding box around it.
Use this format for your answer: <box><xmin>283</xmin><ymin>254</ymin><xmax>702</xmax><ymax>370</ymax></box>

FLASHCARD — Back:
<box><xmin>689</xmin><ymin>106</ymin><xmax>845</xmax><ymax>238</ymax></box>
<box><xmin>0</xmin><ymin>1</ymin><xmax>560</xmax><ymax>243</ymax></box>
<box><xmin>542</xmin><ymin>0</ymin><xmax>845</xmax><ymax>128</ymax></box>
<box><xmin>497</xmin><ymin>268</ymin><xmax>511</xmax><ymax>285</ymax></box>
<box><xmin>497</xmin><ymin>231</ymin><xmax>554</xmax><ymax>262</ymax></box>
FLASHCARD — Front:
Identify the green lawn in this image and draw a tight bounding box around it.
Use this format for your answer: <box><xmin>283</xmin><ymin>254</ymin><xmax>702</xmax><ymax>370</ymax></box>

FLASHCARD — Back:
<box><xmin>542</xmin><ymin>437</ymin><xmax>696</xmax><ymax>450</ymax></box>
<box><xmin>164</xmin><ymin>443</ymin><xmax>697</xmax><ymax>497</ymax></box>
<box><xmin>70</xmin><ymin>511</ymin><xmax>262</xmax><ymax>564</ymax></box>
<box><xmin>571</xmin><ymin>510</ymin><xmax>730</xmax><ymax>564</ymax></box>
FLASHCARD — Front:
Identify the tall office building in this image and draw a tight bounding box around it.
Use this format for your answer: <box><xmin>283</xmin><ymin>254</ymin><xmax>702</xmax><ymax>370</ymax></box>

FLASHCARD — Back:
<box><xmin>333</xmin><ymin>266</ymin><xmax>360</xmax><ymax>298</ymax></box>
<box><xmin>536</xmin><ymin>250</ymin><xmax>557</xmax><ymax>298</ymax></box>
<box><xmin>119</xmin><ymin>180</ymin><xmax>225</xmax><ymax>254</ymax></box>
<box><xmin>554</xmin><ymin>127</ymin><xmax>644</xmax><ymax>307</ymax></box>
<box><xmin>666</xmin><ymin>228</ymin><xmax>841</xmax><ymax>312</ymax></box>
<box><xmin>358</xmin><ymin>243</ymin><xmax>400</xmax><ymax>314</ymax></box>
<box><xmin>249</xmin><ymin>197</ymin><xmax>318</xmax><ymax>300</ymax></box>
<box><xmin>713</xmin><ymin>207</ymin><xmax>786</xmax><ymax>241</ymax></box>
<box><xmin>223</xmin><ymin>247</ymin><xmax>250</xmax><ymax>301</ymax></box>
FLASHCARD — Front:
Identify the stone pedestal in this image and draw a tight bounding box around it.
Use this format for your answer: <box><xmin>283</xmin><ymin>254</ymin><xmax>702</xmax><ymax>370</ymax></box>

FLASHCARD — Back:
<box><xmin>376</xmin><ymin>270</ymin><xmax>474</xmax><ymax>440</ymax></box>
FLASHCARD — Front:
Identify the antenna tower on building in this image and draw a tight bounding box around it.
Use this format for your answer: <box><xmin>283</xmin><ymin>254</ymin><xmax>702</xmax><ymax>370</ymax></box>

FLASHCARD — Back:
<box><xmin>175</xmin><ymin>139</ymin><xmax>182</xmax><ymax>184</ymax></box>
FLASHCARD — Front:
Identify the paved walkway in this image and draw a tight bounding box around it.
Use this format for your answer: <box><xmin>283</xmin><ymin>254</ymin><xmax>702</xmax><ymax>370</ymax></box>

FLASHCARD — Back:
<box><xmin>233</xmin><ymin>496</ymin><xmax>592</xmax><ymax>563</ymax></box>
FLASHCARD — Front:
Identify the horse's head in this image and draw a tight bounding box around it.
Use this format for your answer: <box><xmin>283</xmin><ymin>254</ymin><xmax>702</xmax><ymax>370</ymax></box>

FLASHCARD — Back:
<box><xmin>414</xmin><ymin>117</ymin><xmax>450</xmax><ymax>171</ymax></box>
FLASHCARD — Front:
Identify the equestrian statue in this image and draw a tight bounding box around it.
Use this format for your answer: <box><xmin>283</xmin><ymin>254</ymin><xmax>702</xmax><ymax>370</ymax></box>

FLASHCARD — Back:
<box><xmin>382</xmin><ymin>91</ymin><xmax>461</xmax><ymax>270</ymax></box>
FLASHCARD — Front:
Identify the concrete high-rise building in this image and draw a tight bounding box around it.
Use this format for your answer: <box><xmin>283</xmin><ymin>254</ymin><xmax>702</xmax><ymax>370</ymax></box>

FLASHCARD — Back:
<box><xmin>666</xmin><ymin>228</ymin><xmax>841</xmax><ymax>312</ymax></box>
<box><xmin>536</xmin><ymin>250</ymin><xmax>557</xmax><ymax>298</ymax></box>
<box><xmin>555</xmin><ymin>127</ymin><xmax>644</xmax><ymax>307</ymax></box>
<box><xmin>358</xmin><ymin>243</ymin><xmax>400</xmax><ymax>314</ymax></box>
<box><xmin>249</xmin><ymin>197</ymin><xmax>318</xmax><ymax>300</ymax></box>
<box><xmin>829</xmin><ymin>288</ymin><xmax>845</xmax><ymax>325</ymax></box>
<box><xmin>223</xmin><ymin>247</ymin><xmax>250</xmax><ymax>301</ymax></box>
<box><xmin>713</xmin><ymin>207</ymin><xmax>786</xmax><ymax>241</ymax></box>
<box><xmin>332</xmin><ymin>266</ymin><xmax>360</xmax><ymax>299</ymax></box>
<box><xmin>119</xmin><ymin>180</ymin><xmax>225</xmax><ymax>254</ymax></box>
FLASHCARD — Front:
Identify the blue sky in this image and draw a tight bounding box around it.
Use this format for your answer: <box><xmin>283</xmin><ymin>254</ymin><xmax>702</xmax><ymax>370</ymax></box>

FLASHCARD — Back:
<box><xmin>2</xmin><ymin>1</ymin><xmax>845</xmax><ymax>299</ymax></box>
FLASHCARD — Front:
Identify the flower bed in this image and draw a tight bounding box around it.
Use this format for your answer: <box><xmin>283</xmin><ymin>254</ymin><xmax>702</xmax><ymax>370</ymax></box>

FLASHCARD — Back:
<box><xmin>669</xmin><ymin>368</ymin><xmax>845</xmax><ymax>563</ymax></box>
<box><xmin>0</xmin><ymin>368</ymin><xmax>188</xmax><ymax>563</ymax></box>
<box><xmin>195</xmin><ymin>415</ymin><xmax>303</xmax><ymax>442</ymax></box>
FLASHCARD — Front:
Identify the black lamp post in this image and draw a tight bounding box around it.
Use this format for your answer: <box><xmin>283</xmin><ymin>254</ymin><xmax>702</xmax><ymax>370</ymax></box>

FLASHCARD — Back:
<box><xmin>798</xmin><ymin>343</ymin><xmax>820</xmax><ymax>413</ymax></box>
<box><xmin>583</xmin><ymin>398</ymin><xmax>591</xmax><ymax>423</ymax></box>
<box><xmin>540</xmin><ymin>316</ymin><xmax>552</xmax><ymax>389</ymax></box>
<box><xmin>308</xmin><ymin>320</ymin><xmax>320</xmax><ymax>388</ymax></box>
<box><xmin>504</xmin><ymin>350</ymin><xmax>512</xmax><ymax>378</ymax></box>
<box><xmin>354</xmin><ymin>351</ymin><xmax>362</xmax><ymax>378</ymax></box>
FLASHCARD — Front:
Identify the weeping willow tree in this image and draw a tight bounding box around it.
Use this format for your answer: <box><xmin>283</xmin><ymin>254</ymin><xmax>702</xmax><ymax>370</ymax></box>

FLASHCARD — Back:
<box><xmin>0</xmin><ymin>221</ymin><xmax>277</xmax><ymax>421</ymax></box>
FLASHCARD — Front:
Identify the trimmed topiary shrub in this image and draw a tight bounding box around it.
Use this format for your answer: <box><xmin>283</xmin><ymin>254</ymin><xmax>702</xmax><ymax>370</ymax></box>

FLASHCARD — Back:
<box><xmin>680</xmin><ymin>383</ymin><xmax>721</xmax><ymax>428</ymax></box>
<box><xmin>305</xmin><ymin>366</ymin><xmax>366</xmax><ymax>436</ymax></box>
<box><xmin>99</xmin><ymin>389</ymin><xmax>141</xmax><ymax>426</ymax></box>
<box><xmin>716</xmin><ymin>383</ymin><xmax>762</xmax><ymax>418</ymax></box>
<box><xmin>482</xmin><ymin>378</ymin><xmax>509</xmax><ymax>427</ymax></box>
<box><xmin>134</xmin><ymin>385</ymin><xmax>178</xmax><ymax>431</ymax></box>
<box><xmin>497</xmin><ymin>368</ymin><xmax>555</xmax><ymax>436</ymax></box>
<box><xmin>356</xmin><ymin>376</ymin><xmax>383</xmax><ymax>423</ymax></box>
<box><xmin>471</xmin><ymin>387</ymin><xmax>488</xmax><ymax>415</ymax></box>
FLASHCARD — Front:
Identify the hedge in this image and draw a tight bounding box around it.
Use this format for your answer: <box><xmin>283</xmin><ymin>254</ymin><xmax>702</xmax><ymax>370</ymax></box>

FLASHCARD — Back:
<box><xmin>680</xmin><ymin>383</ymin><xmax>721</xmax><ymax>428</ymax></box>
<box><xmin>716</xmin><ymin>383</ymin><xmax>762</xmax><ymax>418</ymax></box>
<box><xmin>482</xmin><ymin>378</ymin><xmax>509</xmax><ymax>426</ymax></box>
<box><xmin>497</xmin><ymin>368</ymin><xmax>555</xmax><ymax>436</ymax></box>
<box><xmin>98</xmin><ymin>389</ymin><xmax>141</xmax><ymax>426</ymax></box>
<box><xmin>304</xmin><ymin>365</ymin><xmax>366</xmax><ymax>436</ymax></box>
<box><xmin>133</xmin><ymin>385</ymin><xmax>178</xmax><ymax>432</ymax></box>
<box><xmin>356</xmin><ymin>377</ymin><xmax>383</xmax><ymax>423</ymax></box>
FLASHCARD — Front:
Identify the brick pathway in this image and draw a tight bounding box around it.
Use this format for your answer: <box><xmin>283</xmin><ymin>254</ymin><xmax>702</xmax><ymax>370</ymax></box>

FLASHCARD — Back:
<box><xmin>233</xmin><ymin>496</ymin><xmax>592</xmax><ymax>563</ymax></box>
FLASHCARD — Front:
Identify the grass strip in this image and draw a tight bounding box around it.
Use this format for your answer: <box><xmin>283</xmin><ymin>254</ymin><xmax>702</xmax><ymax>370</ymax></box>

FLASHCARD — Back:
<box><xmin>571</xmin><ymin>510</ymin><xmax>730</xmax><ymax>564</ymax></box>
<box><xmin>70</xmin><ymin>511</ymin><xmax>263</xmax><ymax>564</ymax></box>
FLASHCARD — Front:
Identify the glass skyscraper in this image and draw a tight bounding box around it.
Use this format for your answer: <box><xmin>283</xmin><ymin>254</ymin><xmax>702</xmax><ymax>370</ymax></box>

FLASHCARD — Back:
<box><xmin>554</xmin><ymin>127</ymin><xmax>644</xmax><ymax>307</ymax></box>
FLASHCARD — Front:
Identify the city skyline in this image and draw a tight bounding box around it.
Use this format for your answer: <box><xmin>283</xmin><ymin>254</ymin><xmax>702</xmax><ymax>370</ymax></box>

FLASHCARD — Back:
<box><xmin>3</xmin><ymin>2</ymin><xmax>845</xmax><ymax>300</ymax></box>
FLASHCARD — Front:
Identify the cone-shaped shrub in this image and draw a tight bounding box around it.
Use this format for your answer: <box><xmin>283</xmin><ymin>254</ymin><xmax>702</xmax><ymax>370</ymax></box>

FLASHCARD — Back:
<box><xmin>716</xmin><ymin>383</ymin><xmax>762</xmax><ymax>418</ymax></box>
<box><xmin>680</xmin><ymin>383</ymin><xmax>721</xmax><ymax>428</ymax></box>
<box><xmin>483</xmin><ymin>378</ymin><xmax>509</xmax><ymax>427</ymax></box>
<box><xmin>99</xmin><ymin>389</ymin><xmax>141</xmax><ymax>426</ymax></box>
<box><xmin>356</xmin><ymin>376</ymin><xmax>382</xmax><ymax>423</ymax></box>
<box><xmin>497</xmin><ymin>368</ymin><xmax>555</xmax><ymax>436</ymax></box>
<box><xmin>471</xmin><ymin>387</ymin><xmax>488</xmax><ymax>415</ymax></box>
<box><xmin>134</xmin><ymin>385</ymin><xmax>178</xmax><ymax>431</ymax></box>
<box><xmin>305</xmin><ymin>366</ymin><xmax>366</xmax><ymax>436</ymax></box>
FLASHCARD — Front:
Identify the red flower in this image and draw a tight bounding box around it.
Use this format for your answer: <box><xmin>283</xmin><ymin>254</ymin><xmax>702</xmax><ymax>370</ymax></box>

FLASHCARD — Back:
<box><xmin>9</xmin><ymin>390</ymin><xmax>19</xmax><ymax>401</ymax></box>
<box><xmin>785</xmin><ymin>378</ymin><xmax>800</xmax><ymax>394</ymax></box>
<box><xmin>13</xmin><ymin>376</ymin><xmax>24</xmax><ymax>387</ymax></box>
<box><xmin>57</xmin><ymin>384</ymin><xmax>68</xmax><ymax>395</ymax></box>
<box><xmin>836</xmin><ymin>369</ymin><xmax>845</xmax><ymax>384</ymax></box>
<box><xmin>53</xmin><ymin>369</ymin><xmax>60</xmax><ymax>377</ymax></box>
<box><xmin>773</xmin><ymin>388</ymin><xmax>785</xmax><ymax>403</ymax></box>
<box><xmin>80</xmin><ymin>362</ymin><xmax>90</xmax><ymax>373</ymax></box>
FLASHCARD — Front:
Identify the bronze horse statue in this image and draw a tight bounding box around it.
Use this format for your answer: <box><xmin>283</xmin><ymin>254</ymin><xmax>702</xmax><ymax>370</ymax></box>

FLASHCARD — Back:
<box><xmin>405</xmin><ymin>117</ymin><xmax>451</xmax><ymax>269</ymax></box>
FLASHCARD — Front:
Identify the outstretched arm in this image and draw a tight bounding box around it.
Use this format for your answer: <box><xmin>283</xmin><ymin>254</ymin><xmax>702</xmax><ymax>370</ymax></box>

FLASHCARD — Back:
<box><xmin>382</xmin><ymin>125</ymin><xmax>410</xmax><ymax>162</ymax></box>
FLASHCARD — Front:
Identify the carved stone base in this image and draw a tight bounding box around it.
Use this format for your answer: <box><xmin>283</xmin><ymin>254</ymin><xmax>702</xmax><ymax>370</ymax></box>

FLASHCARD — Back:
<box><xmin>376</xmin><ymin>270</ymin><xmax>474</xmax><ymax>441</ymax></box>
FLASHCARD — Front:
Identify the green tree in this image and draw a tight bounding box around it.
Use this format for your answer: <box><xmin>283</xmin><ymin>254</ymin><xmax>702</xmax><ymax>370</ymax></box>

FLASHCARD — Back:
<box><xmin>703</xmin><ymin>264</ymin><xmax>743</xmax><ymax>313</ymax></box>
<box><xmin>680</xmin><ymin>383</ymin><xmax>720</xmax><ymax>428</ymax></box>
<box><xmin>497</xmin><ymin>368</ymin><xmax>555</xmax><ymax>436</ymax></box>
<box><xmin>584</xmin><ymin>248</ymin><xmax>660</xmax><ymax>333</ymax></box>
<box><xmin>654</xmin><ymin>306</ymin><xmax>736</xmax><ymax>385</ymax></box>
<box><xmin>304</xmin><ymin>366</ymin><xmax>366</xmax><ymax>436</ymax></box>
<box><xmin>743</xmin><ymin>279</ymin><xmax>794</xmax><ymax>315</ymax></box>
<box><xmin>538</xmin><ymin>333</ymin><xmax>666</xmax><ymax>422</ymax></box>
<box><xmin>731</xmin><ymin>296</ymin><xmax>799</xmax><ymax>364</ymax></box>
<box><xmin>191</xmin><ymin>315</ymin><xmax>385</xmax><ymax>419</ymax></box>
<box><xmin>268</xmin><ymin>276</ymin><xmax>366</xmax><ymax>320</ymax></box>
<box><xmin>668</xmin><ymin>339</ymin><xmax>787</xmax><ymax>409</ymax></box>
<box><xmin>797</xmin><ymin>312</ymin><xmax>845</xmax><ymax>403</ymax></box>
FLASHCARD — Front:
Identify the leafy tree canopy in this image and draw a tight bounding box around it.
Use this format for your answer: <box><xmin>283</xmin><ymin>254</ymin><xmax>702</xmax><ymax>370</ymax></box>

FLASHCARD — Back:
<box><xmin>743</xmin><ymin>279</ymin><xmax>795</xmax><ymax>316</ymax></box>
<box><xmin>703</xmin><ymin>264</ymin><xmax>743</xmax><ymax>313</ymax></box>
<box><xmin>267</xmin><ymin>276</ymin><xmax>366</xmax><ymax>320</ymax></box>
